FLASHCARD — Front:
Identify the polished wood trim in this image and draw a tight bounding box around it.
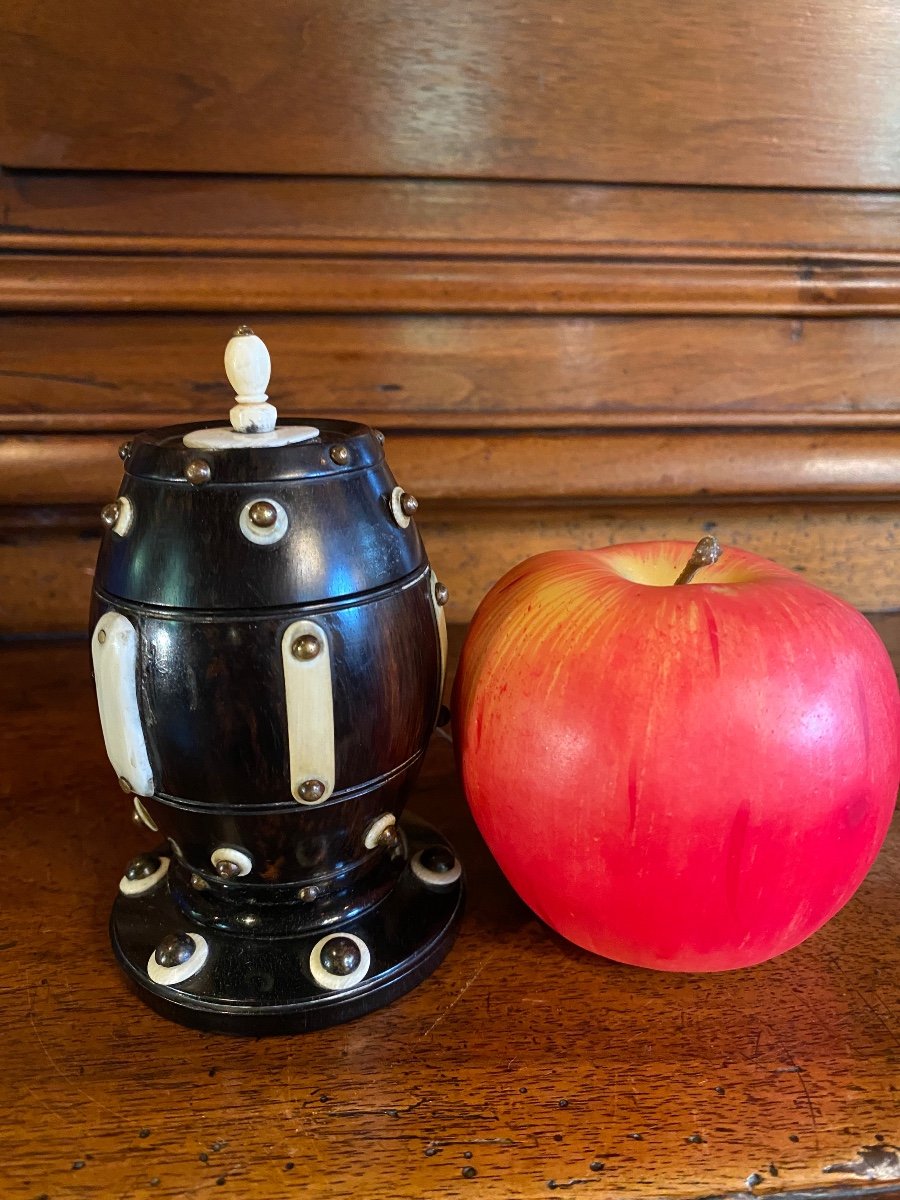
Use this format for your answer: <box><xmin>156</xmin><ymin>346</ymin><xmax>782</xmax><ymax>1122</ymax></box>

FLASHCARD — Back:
<box><xmin>5</xmin><ymin>1</ymin><xmax>900</xmax><ymax>187</ymax></box>
<box><xmin>5</xmin><ymin>500</ymin><xmax>900</xmax><ymax>633</ymax></box>
<box><xmin>5</xmin><ymin>254</ymin><xmax>900</xmax><ymax>315</ymax></box>
<box><xmin>6</xmin><ymin>314</ymin><xmax>900</xmax><ymax>433</ymax></box>
<box><xmin>7</xmin><ymin>173</ymin><xmax>900</xmax><ymax>262</ymax></box>
<box><xmin>5</xmin><ymin>431</ymin><xmax>900</xmax><ymax>506</ymax></box>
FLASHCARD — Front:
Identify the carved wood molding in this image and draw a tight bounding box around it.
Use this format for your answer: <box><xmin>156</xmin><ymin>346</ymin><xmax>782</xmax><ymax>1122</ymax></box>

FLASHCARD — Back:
<box><xmin>6</xmin><ymin>253</ymin><xmax>900</xmax><ymax>316</ymax></box>
<box><xmin>5</xmin><ymin>431</ymin><xmax>900</xmax><ymax>506</ymax></box>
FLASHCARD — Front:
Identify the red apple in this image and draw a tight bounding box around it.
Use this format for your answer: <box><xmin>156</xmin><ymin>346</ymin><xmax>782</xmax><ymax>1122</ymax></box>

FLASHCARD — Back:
<box><xmin>452</xmin><ymin>539</ymin><xmax>900</xmax><ymax>971</ymax></box>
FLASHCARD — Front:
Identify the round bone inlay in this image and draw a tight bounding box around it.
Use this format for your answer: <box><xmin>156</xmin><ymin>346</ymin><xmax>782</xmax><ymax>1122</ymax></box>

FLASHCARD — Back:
<box><xmin>363</xmin><ymin>812</ymin><xmax>397</xmax><ymax>851</ymax></box>
<box><xmin>147</xmin><ymin>932</ymin><xmax>209</xmax><ymax>987</ymax></box>
<box><xmin>411</xmin><ymin>847</ymin><xmax>462</xmax><ymax>888</ymax></box>
<box><xmin>211</xmin><ymin>846</ymin><xmax>253</xmax><ymax>879</ymax></box>
<box><xmin>239</xmin><ymin>497</ymin><xmax>289</xmax><ymax>545</ymax></box>
<box><xmin>309</xmin><ymin>933</ymin><xmax>371</xmax><ymax>991</ymax></box>
<box><xmin>119</xmin><ymin>854</ymin><xmax>170</xmax><ymax>897</ymax></box>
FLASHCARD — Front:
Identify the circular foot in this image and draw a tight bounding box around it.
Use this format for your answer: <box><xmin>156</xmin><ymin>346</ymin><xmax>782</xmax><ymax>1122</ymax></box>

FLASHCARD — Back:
<box><xmin>109</xmin><ymin>814</ymin><xmax>464</xmax><ymax>1035</ymax></box>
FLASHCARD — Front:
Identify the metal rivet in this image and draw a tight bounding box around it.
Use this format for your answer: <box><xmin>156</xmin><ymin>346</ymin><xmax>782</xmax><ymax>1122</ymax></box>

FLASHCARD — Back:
<box><xmin>421</xmin><ymin>845</ymin><xmax>455</xmax><ymax>874</ymax></box>
<box><xmin>233</xmin><ymin>324</ymin><xmax>254</xmax><ymax>337</ymax></box>
<box><xmin>374</xmin><ymin>429</ymin><xmax>385</xmax><ymax>445</ymax></box>
<box><xmin>185</xmin><ymin>459</ymin><xmax>211</xmax><ymax>486</ymax></box>
<box><xmin>118</xmin><ymin>440</ymin><xmax>133</xmax><ymax>462</ymax></box>
<box><xmin>125</xmin><ymin>853</ymin><xmax>161</xmax><ymax>881</ymax></box>
<box><xmin>379</xmin><ymin>825</ymin><xmax>400</xmax><ymax>850</ymax></box>
<box><xmin>298</xmin><ymin>778</ymin><xmax>326</xmax><ymax>804</ymax></box>
<box><xmin>118</xmin><ymin>776</ymin><xmax>132</xmax><ymax>793</ymax></box>
<box><xmin>298</xmin><ymin>885</ymin><xmax>321</xmax><ymax>903</ymax></box>
<box><xmin>330</xmin><ymin>445</ymin><xmax>350</xmax><ymax>465</ymax></box>
<box><xmin>248</xmin><ymin>500</ymin><xmax>277</xmax><ymax>528</ymax></box>
<box><xmin>434</xmin><ymin>581</ymin><xmax>449</xmax><ymax>607</ymax></box>
<box><xmin>291</xmin><ymin>633</ymin><xmax>321</xmax><ymax>661</ymax></box>
<box><xmin>101</xmin><ymin>501</ymin><xmax>120</xmax><ymax>528</ymax></box>
<box><xmin>190</xmin><ymin>873</ymin><xmax>209</xmax><ymax>891</ymax></box>
<box><xmin>215</xmin><ymin>859</ymin><xmax>242</xmax><ymax>880</ymax></box>
<box><xmin>97</xmin><ymin>629</ymin><xmax>107</xmax><ymax>645</ymax></box>
<box><xmin>131</xmin><ymin>808</ymin><xmax>145</xmax><ymax>827</ymax></box>
<box><xmin>154</xmin><ymin>933</ymin><xmax>195</xmax><ymax>969</ymax></box>
<box><xmin>320</xmin><ymin>936</ymin><xmax>362</xmax><ymax>977</ymax></box>
<box><xmin>400</xmin><ymin>491</ymin><xmax>418</xmax><ymax>517</ymax></box>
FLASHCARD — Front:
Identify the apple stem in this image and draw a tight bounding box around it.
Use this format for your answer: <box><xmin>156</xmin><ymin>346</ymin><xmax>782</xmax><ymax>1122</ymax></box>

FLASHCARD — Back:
<box><xmin>674</xmin><ymin>535</ymin><xmax>722</xmax><ymax>585</ymax></box>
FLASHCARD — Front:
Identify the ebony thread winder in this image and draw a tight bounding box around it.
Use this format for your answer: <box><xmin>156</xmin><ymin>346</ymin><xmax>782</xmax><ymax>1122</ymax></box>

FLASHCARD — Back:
<box><xmin>90</xmin><ymin>328</ymin><xmax>464</xmax><ymax>1034</ymax></box>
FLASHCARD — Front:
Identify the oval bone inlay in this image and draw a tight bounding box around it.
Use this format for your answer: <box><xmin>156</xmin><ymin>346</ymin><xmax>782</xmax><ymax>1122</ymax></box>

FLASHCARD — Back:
<box><xmin>429</xmin><ymin>568</ymin><xmax>449</xmax><ymax>700</ymax></box>
<box><xmin>281</xmin><ymin>620</ymin><xmax>336</xmax><ymax>804</ymax></box>
<box><xmin>91</xmin><ymin>612</ymin><xmax>155</xmax><ymax>798</ymax></box>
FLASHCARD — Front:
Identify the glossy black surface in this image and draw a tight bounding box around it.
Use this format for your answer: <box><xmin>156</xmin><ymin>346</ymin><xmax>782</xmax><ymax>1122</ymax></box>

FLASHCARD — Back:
<box><xmin>137</xmin><ymin>758</ymin><xmax>425</xmax><ymax>890</ymax></box>
<box><xmin>96</xmin><ymin>463</ymin><xmax>425</xmax><ymax>611</ymax></box>
<box><xmin>110</xmin><ymin>815</ymin><xmax>464</xmax><ymax>1035</ymax></box>
<box><xmin>92</xmin><ymin>570</ymin><xmax>440</xmax><ymax>806</ymax></box>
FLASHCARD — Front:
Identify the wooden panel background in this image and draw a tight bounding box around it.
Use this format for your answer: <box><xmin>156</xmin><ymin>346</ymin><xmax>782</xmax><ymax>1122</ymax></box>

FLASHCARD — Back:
<box><xmin>2</xmin><ymin>3</ymin><xmax>900</xmax><ymax>633</ymax></box>
<box><xmin>4</xmin><ymin>0</ymin><xmax>900</xmax><ymax>187</ymax></box>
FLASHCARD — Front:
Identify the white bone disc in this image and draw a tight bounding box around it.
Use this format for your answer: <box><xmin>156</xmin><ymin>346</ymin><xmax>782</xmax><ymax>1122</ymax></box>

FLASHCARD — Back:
<box><xmin>411</xmin><ymin>848</ymin><xmax>462</xmax><ymax>888</ymax></box>
<box><xmin>309</xmin><ymin>933</ymin><xmax>371</xmax><ymax>992</ymax></box>
<box><xmin>363</xmin><ymin>813</ymin><xmax>397</xmax><ymax>851</ymax></box>
<box><xmin>119</xmin><ymin>856</ymin><xmax>170</xmax><ymax>897</ymax></box>
<box><xmin>147</xmin><ymin>934</ymin><xmax>209</xmax><ymax>988</ymax></box>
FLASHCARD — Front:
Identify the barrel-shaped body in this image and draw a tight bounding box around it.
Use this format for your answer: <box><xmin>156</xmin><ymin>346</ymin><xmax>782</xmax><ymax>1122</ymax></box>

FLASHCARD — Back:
<box><xmin>90</xmin><ymin>417</ymin><xmax>447</xmax><ymax>896</ymax></box>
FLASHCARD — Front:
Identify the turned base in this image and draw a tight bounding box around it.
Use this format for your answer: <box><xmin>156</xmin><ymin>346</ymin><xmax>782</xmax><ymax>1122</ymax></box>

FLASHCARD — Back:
<box><xmin>110</xmin><ymin>814</ymin><xmax>464</xmax><ymax>1035</ymax></box>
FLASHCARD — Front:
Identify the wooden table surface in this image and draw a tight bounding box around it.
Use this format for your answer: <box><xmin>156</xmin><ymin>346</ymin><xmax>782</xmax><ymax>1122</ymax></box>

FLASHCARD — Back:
<box><xmin>2</xmin><ymin>636</ymin><xmax>898</xmax><ymax>1200</ymax></box>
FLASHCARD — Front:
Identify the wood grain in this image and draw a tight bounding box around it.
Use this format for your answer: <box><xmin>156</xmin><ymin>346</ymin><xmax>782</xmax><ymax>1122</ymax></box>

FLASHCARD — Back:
<box><xmin>7</xmin><ymin>502</ymin><xmax>900</xmax><ymax>634</ymax></box>
<box><xmin>7</xmin><ymin>253</ymin><xmax>900</xmax><ymax>315</ymax></box>
<box><xmin>5</xmin><ymin>314</ymin><xmax>900</xmax><ymax>433</ymax></box>
<box><xmin>2</xmin><ymin>640</ymin><xmax>899</xmax><ymax>1200</ymax></box>
<box><xmin>4</xmin><ymin>1</ymin><xmax>900</xmax><ymax>187</ymax></box>
<box><xmin>5</xmin><ymin>431</ymin><xmax>900</xmax><ymax>507</ymax></box>
<box><xmin>7</xmin><ymin>173</ymin><xmax>900</xmax><ymax>261</ymax></box>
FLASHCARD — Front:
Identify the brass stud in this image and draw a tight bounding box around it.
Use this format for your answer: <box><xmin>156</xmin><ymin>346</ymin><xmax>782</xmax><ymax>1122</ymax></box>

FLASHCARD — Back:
<box><xmin>232</xmin><ymin>324</ymin><xmax>254</xmax><ymax>337</ymax></box>
<box><xmin>154</xmin><ymin>933</ymin><xmax>195</xmax><ymax>969</ymax></box>
<box><xmin>434</xmin><ymin>581</ymin><xmax>449</xmax><ymax>607</ymax></box>
<box><xmin>118</xmin><ymin>776</ymin><xmax>132</xmax><ymax>793</ymax></box>
<box><xmin>185</xmin><ymin>459</ymin><xmax>211</xmax><ymax>486</ymax></box>
<box><xmin>101</xmin><ymin>501</ymin><xmax>120</xmax><ymax>528</ymax></box>
<box><xmin>97</xmin><ymin>629</ymin><xmax>107</xmax><ymax>645</ymax></box>
<box><xmin>298</xmin><ymin>778</ymin><xmax>326</xmax><ymax>804</ymax></box>
<box><xmin>125</xmin><ymin>853</ymin><xmax>161</xmax><ymax>881</ymax></box>
<box><xmin>374</xmin><ymin>429</ymin><xmax>385</xmax><ymax>445</ymax></box>
<box><xmin>330</xmin><ymin>444</ymin><xmax>350</xmax><ymax>465</ymax></box>
<box><xmin>291</xmin><ymin>633</ymin><xmax>321</xmax><ymax>661</ymax></box>
<box><xmin>379</xmin><ymin>824</ymin><xmax>400</xmax><ymax>850</ymax></box>
<box><xmin>399</xmin><ymin>492</ymin><xmax>418</xmax><ymax>517</ymax></box>
<box><xmin>190</xmin><ymin>873</ymin><xmax>209</xmax><ymax>891</ymax></box>
<box><xmin>118</xmin><ymin>440</ymin><xmax>133</xmax><ymax>462</ymax></box>
<box><xmin>248</xmin><ymin>500</ymin><xmax>277</xmax><ymax>528</ymax></box>
<box><xmin>131</xmin><ymin>808</ymin><xmax>145</xmax><ymax>827</ymax></box>
<box><xmin>215</xmin><ymin>859</ymin><xmax>242</xmax><ymax>880</ymax></box>
<box><xmin>298</xmin><ymin>885</ymin><xmax>321</xmax><ymax>903</ymax></box>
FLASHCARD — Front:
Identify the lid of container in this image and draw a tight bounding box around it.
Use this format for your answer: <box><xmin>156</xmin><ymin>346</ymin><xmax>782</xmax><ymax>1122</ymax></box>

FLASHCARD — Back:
<box><xmin>122</xmin><ymin>327</ymin><xmax>384</xmax><ymax>484</ymax></box>
<box><xmin>93</xmin><ymin>329</ymin><xmax>427</xmax><ymax>610</ymax></box>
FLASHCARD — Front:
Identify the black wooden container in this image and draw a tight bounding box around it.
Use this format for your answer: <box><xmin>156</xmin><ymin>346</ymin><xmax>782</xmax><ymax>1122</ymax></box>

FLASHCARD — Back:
<box><xmin>89</xmin><ymin>328</ymin><xmax>463</xmax><ymax>1034</ymax></box>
